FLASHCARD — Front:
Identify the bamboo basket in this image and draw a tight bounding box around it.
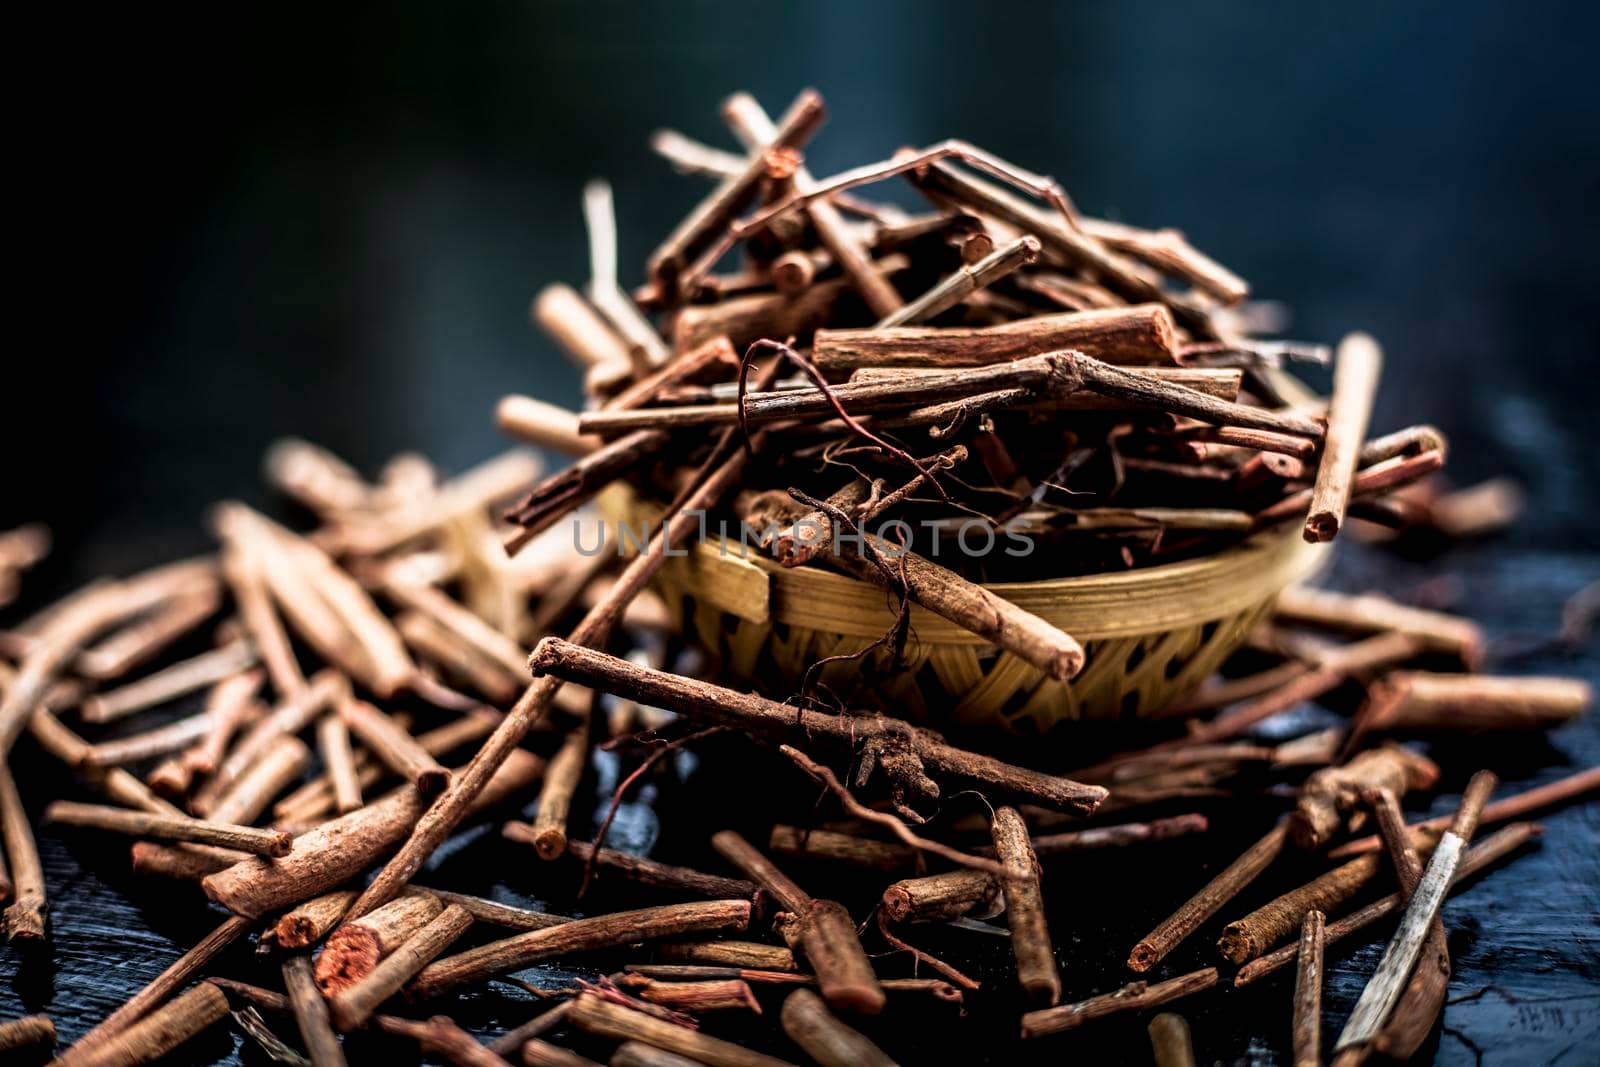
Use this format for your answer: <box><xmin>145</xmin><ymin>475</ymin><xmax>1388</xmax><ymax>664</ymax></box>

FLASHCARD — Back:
<box><xmin>599</xmin><ymin>484</ymin><xmax>1328</xmax><ymax>737</ymax></box>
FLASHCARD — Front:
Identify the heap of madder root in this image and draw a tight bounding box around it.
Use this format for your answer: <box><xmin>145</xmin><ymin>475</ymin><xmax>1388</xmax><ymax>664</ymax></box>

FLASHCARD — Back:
<box><xmin>0</xmin><ymin>88</ymin><xmax>1595</xmax><ymax>1067</ymax></box>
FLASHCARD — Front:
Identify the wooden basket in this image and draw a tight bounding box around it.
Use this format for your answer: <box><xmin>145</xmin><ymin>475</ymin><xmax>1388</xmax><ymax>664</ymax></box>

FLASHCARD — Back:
<box><xmin>599</xmin><ymin>484</ymin><xmax>1328</xmax><ymax>737</ymax></box>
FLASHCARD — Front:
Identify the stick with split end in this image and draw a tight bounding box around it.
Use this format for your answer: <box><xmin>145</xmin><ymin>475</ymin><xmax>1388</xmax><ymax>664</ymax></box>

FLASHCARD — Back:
<box><xmin>712</xmin><ymin>830</ymin><xmax>885</xmax><ymax>1017</ymax></box>
<box><xmin>1332</xmin><ymin>771</ymin><xmax>1497</xmax><ymax>1062</ymax></box>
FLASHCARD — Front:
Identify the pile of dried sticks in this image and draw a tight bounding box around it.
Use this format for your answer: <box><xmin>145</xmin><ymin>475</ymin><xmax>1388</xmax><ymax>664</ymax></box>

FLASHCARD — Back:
<box><xmin>497</xmin><ymin>90</ymin><xmax>1481</xmax><ymax>596</ymax></box>
<box><xmin>0</xmin><ymin>88</ymin><xmax>1594</xmax><ymax>1067</ymax></box>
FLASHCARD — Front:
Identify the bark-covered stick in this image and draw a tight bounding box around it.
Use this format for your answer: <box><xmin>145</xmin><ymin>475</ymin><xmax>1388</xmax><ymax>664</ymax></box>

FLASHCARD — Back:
<box><xmin>220</xmin><ymin>538</ymin><xmax>308</xmax><ymax>699</ymax></box>
<box><xmin>1127</xmin><ymin>821</ymin><xmax>1286</xmax><ymax>972</ymax></box>
<box><xmin>722</xmin><ymin>92</ymin><xmax>902</xmax><ymax>319</ymax></box>
<box><xmin>1081</xmin><ymin>215</ymin><xmax>1249</xmax><ymax>302</ymax></box>
<box><xmin>656</xmin><ymin>941</ymin><xmax>798</xmax><ymax>971</ymax></box>
<box><xmin>271</xmin><ymin>890</ymin><xmax>360</xmax><ymax>950</ymax></box>
<box><xmin>1366</xmin><ymin>787</ymin><xmax>1450</xmax><ymax>1062</ymax></box>
<box><xmin>329</xmin><ymin>904</ymin><xmax>473</xmax><ymax>1032</ymax></box>
<box><xmin>76</xmin><ymin>589</ymin><xmax>220</xmax><ymax>681</ymax></box>
<box><xmin>496</xmin><ymin>395</ymin><xmax>601</xmax><ymax>456</ymax></box>
<box><xmin>582</xmin><ymin>178</ymin><xmax>669</xmax><ymax>373</ymax></box>
<box><xmin>61</xmin><ymin>916</ymin><xmax>250</xmax><ymax>1061</ymax></box>
<box><xmin>1257</xmin><ymin>450</ymin><xmax>1444</xmax><ymax>533</ymax></box>
<box><xmin>1290</xmin><ymin>743</ymin><xmax>1440</xmax><ymax>849</ymax></box>
<box><xmin>81</xmin><ymin>705</ymin><xmax>232</xmax><ymax>769</ymax></box>
<box><xmin>624</xmin><ymin>964</ymin><xmax>806</xmax><ymax>986</ymax></box>
<box><xmin>646</xmin><ymin>90</ymin><xmax>826</xmax><ymax>292</ymax></box>
<box><xmin>283</xmin><ymin>955</ymin><xmax>347</xmax><ymax>1067</ymax></box>
<box><xmin>316</xmin><ymin>893</ymin><xmax>444</xmax><ymax>995</ymax></box>
<box><xmin>552</xmin><ymin>839</ymin><xmax>760</xmax><ymax>902</ymax></box>
<box><xmin>1236</xmin><ymin>821</ymin><xmax>1542</xmax><ymax>986</ymax></box>
<box><xmin>780</xmin><ymin>988</ymin><xmax>900</xmax><ymax>1067</ymax></box>
<box><xmin>532</xmin><ymin>283</ymin><xmax>633</xmax><ymax>387</ymax></box>
<box><xmin>877</xmin><ymin>235</ymin><xmax>1039</xmax><ymax>327</ymax></box>
<box><xmin>501</xmin><ymin>430</ymin><xmax>666</xmax><ymax>554</ymax></box>
<box><xmin>397</xmin><ymin>611</ymin><xmax>519</xmax><ymax>705</ymax></box>
<box><xmin>261</xmin><ymin>437</ymin><xmax>372</xmax><ymax>516</ymax></box>
<box><xmin>906</xmin><ymin>160</ymin><xmax>1216</xmax><ymax>336</ymax></box>
<box><xmin>529</xmin><ymin>729</ymin><xmax>588</xmax><ymax>860</ymax></box>
<box><xmin>272</xmin><ymin>711</ymin><xmax>500</xmax><ymax>826</ymax></box>
<box><xmin>670</xmin><ymin>262</ymin><xmax>909</xmax><ymax>352</ymax></box>
<box><xmin>193</xmin><ymin>669</ymin><xmax>344</xmax><ymax>814</ymax></box>
<box><xmin>345</xmin><ymin>450</ymin><xmax>541</xmax><ymax>557</ymax></box>
<box><xmin>610</xmin><ymin>1041</ymin><xmax>712</xmax><ymax>1067</ymax></box>
<box><xmin>0</xmin><ymin>524</ymin><xmax>50</xmax><ymax>572</ymax></box>
<box><xmin>603</xmin><ymin>334</ymin><xmax>740</xmax><ymax>415</ymax></box>
<box><xmin>78</xmin><ymin>640</ymin><xmax>258</xmax><ymax>725</ymax></box>
<box><xmin>1328</xmin><ymin>766</ymin><xmax>1600</xmax><ymax>859</ymax></box>
<box><xmin>767</xmin><ymin>826</ymin><xmax>918</xmax><ymax>873</ymax></box>
<box><xmin>1182</xmin><ymin>630</ymin><xmax>1423</xmax><ymax>747</ymax></box>
<box><xmin>530</xmin><ymin>640</ymin><xmax>1106</xmax><ymax>815</ymax></box>
<box><xmin>1217</xmin><ymin>853</ymin><xmax>1384</xmax><ymax>965</ymax></box>
<box><xmin>712</xmin><ymin>830</ymin><xmax>885</xmax><ymax>1016</ymax></box>
<box><xmin>372</xmin><ymin>1012</ymin><xmax>515</xmax><ymax>1067</ymax></box>
<box><xmin>318</xmin><ymin>712</ymin><xmax>364</xmax><ymax>813</ymax></box>
<box><xmin>483</xmin><ymin>1002</ymin><xmax>571</xmax><ymax>1059</ymax></box>
<box><xmin>1063</xmin><ymin>350</ymin><xmax>1324</xmax><ymax>437</ymax></box>
<box><xmin>128</xmin><ymin>842</ymin><xmax>233</xmax><ymax>881</ymax></box>
<box><xmin>25</xmin><ymin>709</ymin><xmax>184</xmax><ymax>818</ymax></box>
<box><xmin>1273</xmin><ymin>585</ymin><xmax>1482</xmax><ymax>668</ymax></box>
<box><xmin>1021</xmin><ymin>969</ymin><xmax>1219</xmax><ymax>1039</ymax></box>
<box><xmin>1</xmin><ymin>563</ymin><xmax>216</xmax><ymax>750</ymax></box>
<box><xmin>202</xmin><ymin>748</ymin><xmax>542</xmax><ymax>918</ymax></box>
<box><xmin>815</xmin><ymin>305</ymin><xmax>1179</xmax><ymax>371</ymax></box>
<box><xmin>1148</xmin><ymin>1013</ymin><xmax>1195</xmax><ymax>1067</ymax></box>
<box><xmin>1332</xmin><ymin>771</ymin><xmax>1497</xmax><ymax>1060</ymax></box>
<box><xmin>1171</xmin><ymin>661</ymin><xmax>1311</xmax><ymax>715</ymax></box>
<box><xmin>566</xmin><ymin>992</ymin><xmax>799</xmax><ymax>1067</ymax></box>
<box><xmin>416</xmin><ymin>889</ymin><xmax>568</xmax><ymax>933</ymax></box>
<box><xmin>259</xmin><ymin>510</ymin><xmax>420</xmax><ymax>694</ymax></box>
<box><xmin>576</xmin><ymin>352</ymin><xmax>1084</xmax><ymax>437</ymax></box>
<box><xmin>339</xmin><ymin>695</ymin><xmax>450</xmax><ymax>794</ymax></box>
<box><xmin>1291</xmin><ymin>911</ymin><xmax>1325</xmax><ymax>1067</ymax></box>
<box><xmin>816</xmin><ymin>526</ymin><xmax>1086</xmax><ymax>683</ymax></box>
<box><xmin>66</xmin><ymin>981</ymin><xmax>230</xmax><ymax>1067</ymax></box>
<box><xmin>44</xmin><ymin>801</ymin><xmax>293</xmax><ymax>857</ymax></box>
<box><xmin>208</xmin><ymin>735</ymin><xmax>311</xmax><ymax>828</ymax></box>
<box><xmin>992</xmin><ymin>806</ymin><xmax>1059</xmax><ymax>1005</ymax></box>
<box><xmin>383</xmin><ymin>576</ymin><xmax>533</xmax><ymax>679</ymax></box>
<box><xmin>270</xmin><ymin>886</ymin><xmax>561</xmax><ymax>951</ymax></box>
<box><xmin>182</xmin><ymin>670</ymin><xmax>267</xmax><ymax>774</ymax></box>
<box><xmin>523</xmin><ymin>1038</ymin><xmax>605</xmax><ymax>1067</ymax></box>
<box><xmin>404</xmin><ymin>900</ymin><xmax>751</xmax><ymax>1001</ymax></box>
<box><xmin>626</xmin><ymin>978</ymin><xmax>761</xmax><ymax>1015</ymax></box>
<box><xmin>1356</xmin><ymin>672</ymin><xmax>1591</xmax><ymax>737</ymax></box>
<box><xmin>1027</xmin><ymin>814</ymin><xmax>1210</xmax><ymax>856</ymax></box>
<box><xmin>0</xmin><ymin>763</ymin><xmax>45</xmax><ymax>941</ymax></box>
<box><xmin>881</xmin><ymin>869</ymin><xmax>1002</xmax><ymax>924</ymax></box>
<box><xmin>1305</xmin><ymin>333</ymin><xmax>1382</xmax><ymax>542</ymax></box>
<box><xmin>0</xmin><ymin>1013</ymin><xmax>54</xmax><ymax>1055</ymax></box>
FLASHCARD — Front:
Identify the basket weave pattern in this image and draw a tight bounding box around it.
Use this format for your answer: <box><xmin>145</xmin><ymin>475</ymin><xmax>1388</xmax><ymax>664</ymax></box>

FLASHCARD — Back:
<box><xmin>603</xmin><ymin>486</ymin><xmax>1327</xmax><ymax>736</ymax></box>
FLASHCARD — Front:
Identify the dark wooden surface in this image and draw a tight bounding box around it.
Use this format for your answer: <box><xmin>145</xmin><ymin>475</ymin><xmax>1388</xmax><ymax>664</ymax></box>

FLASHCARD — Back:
<box><xmin>0</xmin><ymin>539</ymin><xmax>1595</xmax><ymax>1065</ymax></box>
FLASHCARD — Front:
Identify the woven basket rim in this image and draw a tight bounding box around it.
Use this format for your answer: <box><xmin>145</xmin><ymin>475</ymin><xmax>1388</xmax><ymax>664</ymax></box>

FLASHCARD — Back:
<box><xmin>600</xmin><ymin>484</ymin><xmax>1329</xmax><ymax>643</ymax></box>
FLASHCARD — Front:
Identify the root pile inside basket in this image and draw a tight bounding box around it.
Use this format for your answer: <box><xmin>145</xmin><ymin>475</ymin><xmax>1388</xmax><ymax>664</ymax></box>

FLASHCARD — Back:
<box><xmin>503</xmin><ymin>90</ymin><xmax>1455</xmax><ymax>591</ymax></box>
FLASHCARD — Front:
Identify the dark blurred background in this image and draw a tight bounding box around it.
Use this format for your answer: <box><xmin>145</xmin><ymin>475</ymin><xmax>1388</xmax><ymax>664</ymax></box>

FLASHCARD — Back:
<box><xmin>11</xmin><ymin>1</ymin><xmax>1600</xmax><ymax>570</ymax></box>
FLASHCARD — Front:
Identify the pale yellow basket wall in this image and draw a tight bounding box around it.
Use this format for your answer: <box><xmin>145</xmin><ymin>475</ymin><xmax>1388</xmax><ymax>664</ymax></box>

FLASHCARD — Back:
<box><xmin>600</xmin><ymin>485</ymin><xmax>1327</xmax><ymax>736</ymax></box>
